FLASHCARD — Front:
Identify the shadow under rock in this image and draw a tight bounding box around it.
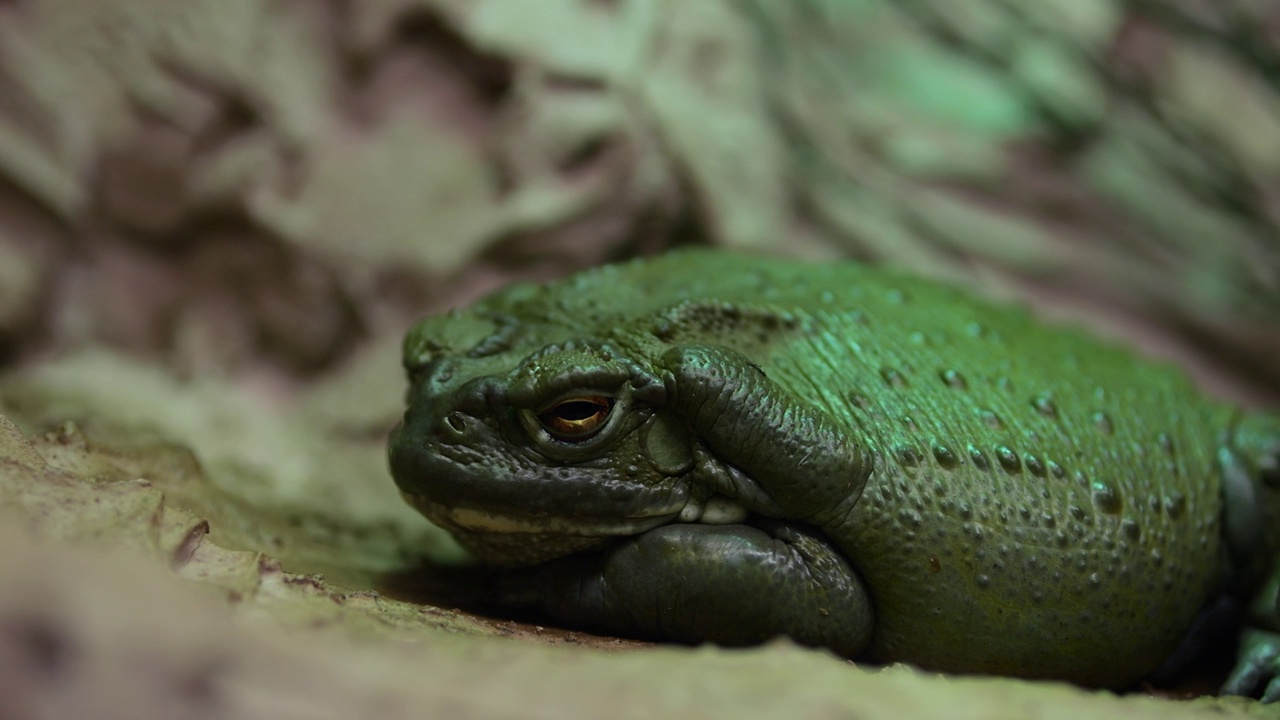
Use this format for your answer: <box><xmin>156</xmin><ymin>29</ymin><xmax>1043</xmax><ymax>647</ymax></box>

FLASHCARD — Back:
<box><xmin>379</xmin><ymin>555</ymin><xmax>1247</xmax><ymax>700</ymax></box>
<box><xmin>376</xmin><ymin>556</ymin><xmax>653</xmax><ymax>650</ymax></box>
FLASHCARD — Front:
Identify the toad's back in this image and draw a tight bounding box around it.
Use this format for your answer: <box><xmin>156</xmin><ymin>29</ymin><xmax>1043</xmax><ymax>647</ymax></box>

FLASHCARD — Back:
<box><xmin>602</xmin><ymin>257</ymin><xmax>1234</xmax><ymax>683</ymax></box>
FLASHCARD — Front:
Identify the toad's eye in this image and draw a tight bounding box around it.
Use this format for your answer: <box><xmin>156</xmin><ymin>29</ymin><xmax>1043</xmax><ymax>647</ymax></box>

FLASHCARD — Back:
<box><xmin>536</xmin><ymin>396</ymin><xmax>614</xmax><ymax>440</ymax></box>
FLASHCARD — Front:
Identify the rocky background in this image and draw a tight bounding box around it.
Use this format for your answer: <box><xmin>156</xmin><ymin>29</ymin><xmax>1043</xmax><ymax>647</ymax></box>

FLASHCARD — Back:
<box><xmin>1</xmin><ymin>1</ymin><xmax>1279</xmax><ymax>718</ymax></box>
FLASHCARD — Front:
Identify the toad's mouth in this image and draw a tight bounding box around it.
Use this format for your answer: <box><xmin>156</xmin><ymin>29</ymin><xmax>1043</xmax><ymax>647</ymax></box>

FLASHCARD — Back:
<box><xmin>400</xmin><ymin>491</ymin><xmax>755</xmax><ymax>565</ymax></box>
<box><xmin>400</xmin><ymin>490</ymin><xmax>751</xmax><ymax>537</ymax></box>
<box><xmin>399</xmin><ymin>491</ymin><xmax>684</xmax><ymax>537</ymax></box>
<box><xmin>401</xmin><ymin>490</ymin><xmax>692</xmax><ymax>565</ymax></box>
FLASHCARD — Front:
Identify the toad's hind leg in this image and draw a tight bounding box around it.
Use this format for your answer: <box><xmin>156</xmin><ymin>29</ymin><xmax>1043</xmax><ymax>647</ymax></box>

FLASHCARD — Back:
<box><xmin>1220</xmin><ymin>411</ymin><xmax>1280</xmax><ymax>703</ymax></box>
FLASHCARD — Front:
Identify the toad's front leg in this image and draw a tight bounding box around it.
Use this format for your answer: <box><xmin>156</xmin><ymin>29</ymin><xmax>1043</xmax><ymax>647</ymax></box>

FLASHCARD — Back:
<box><xmin>658</xmin><ymin>344</ymin><xmax>873</xmax><ymax>528</ymax></box>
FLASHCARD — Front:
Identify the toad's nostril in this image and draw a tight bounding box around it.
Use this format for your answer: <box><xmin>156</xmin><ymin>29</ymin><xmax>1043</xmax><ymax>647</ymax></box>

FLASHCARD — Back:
<box><xmin>444</xmin><ymin>412</ymin><xmax>467</xmax><ymax>434</ymax></box>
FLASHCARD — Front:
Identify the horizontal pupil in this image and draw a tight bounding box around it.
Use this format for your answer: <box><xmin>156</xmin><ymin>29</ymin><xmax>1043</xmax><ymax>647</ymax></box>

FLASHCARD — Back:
<box><xmin>552</xmin><ymin>401</ymin><xmax>605</xmax><ymax>422</ymax></box>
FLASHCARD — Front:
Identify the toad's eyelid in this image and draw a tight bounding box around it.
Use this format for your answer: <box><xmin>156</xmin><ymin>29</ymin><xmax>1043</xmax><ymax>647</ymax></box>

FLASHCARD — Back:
<box><xmin>531</xmin><ymin>390</ymin><xmax>619</xmax><ymax>415</ymax></box>
<box><xmin>547</xmin><ymin>396</ymin><xmax>611</xmax><ymax>411</ymax></box>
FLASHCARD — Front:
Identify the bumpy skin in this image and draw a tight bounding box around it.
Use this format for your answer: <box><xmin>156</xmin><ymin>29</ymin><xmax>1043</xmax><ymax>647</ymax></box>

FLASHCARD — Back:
<box><xmin>388</xmin><ymin>250</ymin><xmax>1280</xmax><ymax>697</ymax></box>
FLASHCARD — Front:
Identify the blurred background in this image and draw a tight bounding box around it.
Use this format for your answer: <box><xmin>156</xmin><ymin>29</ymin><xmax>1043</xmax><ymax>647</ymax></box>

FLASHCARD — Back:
<box><xmin>1</xmin><ymin>0</ymin><xmax>1278</xmax><ymax>397</ymax></box>
<box><xmin>0</xmin><ymin>1</ymin><xmax>1278</xmax><ymax>714</ymax></box>
<box><xmin>2</xmin><ymin>0</ymin><xmax>1280</xmax><ymax>576</ymax></box>
<box><xmin>3</xmin><ymin>0</ymin><xmax>1280</xmax><ymax>580</ymax></box>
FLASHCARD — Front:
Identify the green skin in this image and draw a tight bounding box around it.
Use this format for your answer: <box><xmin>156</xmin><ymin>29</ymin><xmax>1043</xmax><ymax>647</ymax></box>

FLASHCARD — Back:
<box><xmin>388</xmin><ymin>250</ymin><xmax>1280</xmax><ymax>698</ymax></box>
